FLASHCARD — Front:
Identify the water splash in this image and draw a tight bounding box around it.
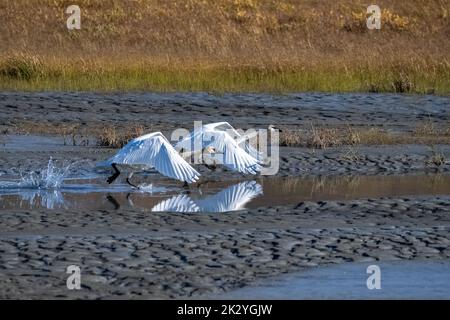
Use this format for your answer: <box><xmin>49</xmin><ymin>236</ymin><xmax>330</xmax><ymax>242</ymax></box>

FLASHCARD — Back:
<box><xmin>136</xmin><ymin>183</ymin><xmax>168</xmax><ymax>194</ymax></box>
<box><xmin>0</xmin><ymin>158</ymin><xmax>75</xmax><ymax>190</ymax></box>
<box><xmin>136</xmin><ymin>183</ymin><xmax>154</xmax><ymax>193</ymax></box>
<box><xmin>19</xmin><ymin>158</ymin><xmax>73</xmax><ymax>189</ymax></box>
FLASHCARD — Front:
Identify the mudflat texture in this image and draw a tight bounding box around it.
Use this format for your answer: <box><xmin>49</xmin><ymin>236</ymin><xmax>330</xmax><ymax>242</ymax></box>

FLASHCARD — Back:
<box><xmin>1</xmin><ymin>92</ymin><xmax>449</xmax><ymax>131</ymax></box>
<box><xmin>1</xmin><ymin>137</ymin><xmax>450</xmax><ymax>178</ymax></box>
<box><xmin>0</xmin><ymin>92</ymin><xmax>449</xmax><ymax>299</ymax></box>
<box><xmin>1</xmin><ymin>196</ymin><xmax>450</xmax><ymax>299</ymax></box>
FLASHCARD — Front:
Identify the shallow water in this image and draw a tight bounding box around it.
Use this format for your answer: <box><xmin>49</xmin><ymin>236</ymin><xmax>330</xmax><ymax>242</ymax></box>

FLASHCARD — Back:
<box><xmin>215</xmin><ymin>259</ymin><xmax>450</xmax><ymax>299</ymax></box>
<box><xmin>0</xmin><ymin>173</ymin><xmax>449</xmax><ymax>212</ymax></box>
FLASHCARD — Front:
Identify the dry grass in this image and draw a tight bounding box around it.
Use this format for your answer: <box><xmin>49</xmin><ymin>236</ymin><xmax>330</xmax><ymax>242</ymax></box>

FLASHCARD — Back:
<box><xmin>340</xmin><ymin>146</ymin><xmax>362</xmax><ymax>162</ymax></box>
<box><xmin>96</xmin><ymin>124</ymin><xmax>145</xmax><ymax>148</ymax></box>
<box><xmin>356</xmin><ymin>128</ymin><xmax>403</xmax><ymax>145</ymax></box>
<box><xmin>280</xmin><ymin>125</ymin><xmax>380</xmax><ymax>149</ymax></box>
<box><xmin>415</xmin><ymin>118</ymin><xmax>437</xmax><ymax>136</ymax></box>
<box><xmin>6</xmin><ymin>120</ymin><xmax>450</xmax><ymax>149</ymax></box>
<box><xmin>279</xmin><ymin>129</ymin><xmax>303</xmax><ymax>147</ymax></box>
<box><xmin>280</xmin><ymin>122</ymin><xmax>450</xmax><ymax>149</ymax></box>
<box><xmin>0</xmin><ymin>0</ymin><xmax>449</xmax><ymax>93</ymax></box>
<box><xmin>426</xmin><ymin>146</ymin><xmax>447</xmax><ymax>168</ymax></box>
<box><xmin>308</xmin><ymin>125</ymin><xmax>341</xmax><ymax>149</ymax></box>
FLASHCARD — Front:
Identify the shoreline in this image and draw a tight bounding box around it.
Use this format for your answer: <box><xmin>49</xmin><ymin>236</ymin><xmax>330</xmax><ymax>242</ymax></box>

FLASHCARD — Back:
<box><xmin>212</xmin><ymin>259</ymin><xmax>450</xmax><ymax>300</ymax></box>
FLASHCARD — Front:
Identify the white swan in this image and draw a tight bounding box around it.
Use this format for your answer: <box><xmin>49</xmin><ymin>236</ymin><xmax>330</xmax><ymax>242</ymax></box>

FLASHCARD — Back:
<box><xmin>176</xmin><ymin>122</ymin><xmax>262</xmax><ymax>175</ymax></box>
<box><xmin>203</xmin><ymin>122</ymin><xmax>262</xmax><ymax>160</ymax></box>
<box><xmin>99</xmin><ymin>132</ymin><xmax>201</xmax><ymax>187</ymax></box>
<box><xmin>151</xmin><ymin>181</ymin><xmax>263</xmax><ymax>213</ymax></box>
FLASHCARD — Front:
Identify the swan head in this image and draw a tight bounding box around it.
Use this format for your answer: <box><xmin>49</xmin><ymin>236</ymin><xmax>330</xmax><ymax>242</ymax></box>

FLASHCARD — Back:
<box><xmin>203</xmin><ymin>146</ymin><xmax>216</xmax><ymax>154</ymax></box>
<box><xmin>268</xmin><ymin>125</ymin><xmax>282</xmax><ymax>133</ymax></box>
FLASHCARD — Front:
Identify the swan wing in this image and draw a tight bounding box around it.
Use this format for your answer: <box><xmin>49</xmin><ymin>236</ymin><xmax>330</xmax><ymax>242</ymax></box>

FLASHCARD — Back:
<box><xmin>209</xmin><ymin>123</ymin><xmax>261</xmax><ymax>157</ymax></box>
<box><xmin>104</xmin><ymin>132</ymin><xmax>200</xmax><ymax>183</ymax></box>
<box><xmin>181</xmin><ymin>122</ymin><xmax>263</xmax><ymax>160</ymax></box>
<box><xmin>151</xmin><ymin>194</ymin><xmax>200</xmax><ymax>212</ymax></box>
<box><xmin>205</xmin><ymin>122</ymin><xmax>242</xmax><ymax>137</ymax></box>
<box><xmin>205</xmin><ymin>131</ymin><xmax>261</xmax><ymax>174</ymax></box>
<box><xmin>197</xmin><ymin>181</ymin><xmax>262</xmax><ymax>212</ymax></box>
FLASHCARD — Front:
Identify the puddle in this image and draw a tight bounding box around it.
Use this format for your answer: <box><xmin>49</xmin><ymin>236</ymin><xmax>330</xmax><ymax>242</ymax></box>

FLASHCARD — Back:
<box><xmin>0</xmin><ymin>135</ymin><xmax>68</xmax><ymax>152</ymax></box>
<box><xmin>0</xmin><ymin>173</ymin><xmax>449</xmax><ymax>212</ymax></box>
<box><xmin>214</xmin><ymin>259</ymin><xmax>450</xmax><ymax>299</ymax></box>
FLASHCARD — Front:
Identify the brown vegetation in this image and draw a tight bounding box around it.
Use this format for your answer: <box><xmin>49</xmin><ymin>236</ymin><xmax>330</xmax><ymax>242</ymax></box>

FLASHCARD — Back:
<box><xmin>6</xmin><ymin>119</ymin><xmax>450</xmax><ymax>149</ymax></box>
<box><xmin>0</xmin><ymin>0</ymin><xmax>449</xmax><ymax>92</ymax></box>
<box><xmin>280</xmin><ymin>121</ymin><xmax>450</xmax><ymax>149</ymax></box>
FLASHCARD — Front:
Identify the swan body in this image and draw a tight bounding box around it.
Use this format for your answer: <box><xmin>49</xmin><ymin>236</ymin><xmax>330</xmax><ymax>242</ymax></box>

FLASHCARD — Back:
<box><xmin>176</xmin><ymin>122</ymin><xmax>261</xmax><ymax>175</ymax></box>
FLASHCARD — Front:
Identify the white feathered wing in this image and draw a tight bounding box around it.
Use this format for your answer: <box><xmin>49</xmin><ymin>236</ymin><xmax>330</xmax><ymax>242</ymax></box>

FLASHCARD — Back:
<box><xmin>103</xmin><ymin>132</ymin><xmax>200</xmax><ymax>183</ymax></box>
<box><xmin>176</xmin><ymin>124</ymin><xmax>261</xmax><ymax>175</ymax></box>
<box><xmin>204</xmin><ymin>122</ymin><xmax>262</xmax><ymax>160</ymax></box>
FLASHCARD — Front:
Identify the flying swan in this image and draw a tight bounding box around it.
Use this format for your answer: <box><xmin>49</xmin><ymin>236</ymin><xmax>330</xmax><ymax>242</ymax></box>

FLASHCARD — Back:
<box><xmin>99</xmin><ymin>132</ymin><xmax>201</xmax><ymax>187</ymax></box>
<box><xmin>176</xmin><ymin>122</ymin><xmax>262</xmax><ymax>175</ymax></box>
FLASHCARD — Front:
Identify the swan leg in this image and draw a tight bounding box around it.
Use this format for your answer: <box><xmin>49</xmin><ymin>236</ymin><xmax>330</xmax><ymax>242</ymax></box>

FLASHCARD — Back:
<box><xmin>126</xmin><ymin>193</ymin><xmax>135</xmax><ymax>207</ymax></box>
<box><xmin>126</xmin><ymin>172</ymin><xmax>139</xmax><ymax>189</ymax></box>
<box><xmin>107</xmin><ymin>163</ymin><xmax>121</xmax><ymax>184</ymax></box>
<box><xmin>106</xmin><ymin>194</ymin><xmax>120</xmax><ymax>209</ymax></box>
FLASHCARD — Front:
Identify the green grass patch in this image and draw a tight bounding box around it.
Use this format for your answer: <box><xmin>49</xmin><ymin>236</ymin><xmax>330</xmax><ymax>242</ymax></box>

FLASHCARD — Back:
<box><xmin>0</xmin><ymin>57</ymin><xmax>449</xmax><ymax>94</ymax></box>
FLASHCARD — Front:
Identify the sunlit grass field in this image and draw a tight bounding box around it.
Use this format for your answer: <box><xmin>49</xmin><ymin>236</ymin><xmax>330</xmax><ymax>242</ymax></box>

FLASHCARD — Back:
<box><xmin>0</xmin><ymin>0</ymin><xmax>449</xmax><ymax>93</ymax></box>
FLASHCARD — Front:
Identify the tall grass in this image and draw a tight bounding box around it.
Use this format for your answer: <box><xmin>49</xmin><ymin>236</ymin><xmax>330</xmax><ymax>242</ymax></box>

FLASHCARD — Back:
<box><xmin>0</xmin><ymin>0</ymin><xmax>449</xmax><ymax>93</ymax></box>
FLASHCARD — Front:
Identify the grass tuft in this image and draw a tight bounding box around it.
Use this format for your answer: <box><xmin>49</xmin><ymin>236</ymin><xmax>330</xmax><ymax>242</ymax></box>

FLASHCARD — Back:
<box><xmin>426</xmin><ymin>146</ymin><xmax>447</xmax><ymax>168</ymax></box>
<box><xmin>0</xmin><ymin>55</ymin><xmax>46</xmax><ymax>80</ymax></box>
<box><xmin>96</xmin><ymin>124</ymin><xmax>145</xmax><ymax>148</ymax></box>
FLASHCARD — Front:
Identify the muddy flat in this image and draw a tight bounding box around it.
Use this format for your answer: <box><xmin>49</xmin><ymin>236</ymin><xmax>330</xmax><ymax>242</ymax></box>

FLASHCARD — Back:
<box><xmin>1</xmin><ymin>92</ymin><xmax>449</xmax><ymax>132</ymax></box>
<box><xmin>0</xmin><ymin>92</ymin><xmax>449</xmax><ymax>299</ymax></box>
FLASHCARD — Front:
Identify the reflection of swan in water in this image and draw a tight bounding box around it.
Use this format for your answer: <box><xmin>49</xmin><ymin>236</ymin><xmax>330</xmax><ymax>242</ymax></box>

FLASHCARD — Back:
<box><xmin>16</xmin><ymin>190</ymin><xmax>65</xmax><ymax>210</ymax></box>
<box><xmin>151</xmin><ymin>194</ymin><xmax>200</xmax><ymax>213</ymax></box>
<box><xmin>151</xmin><ymin>181</ymin><xmax>262</xmax><ymax>213</ymax></box>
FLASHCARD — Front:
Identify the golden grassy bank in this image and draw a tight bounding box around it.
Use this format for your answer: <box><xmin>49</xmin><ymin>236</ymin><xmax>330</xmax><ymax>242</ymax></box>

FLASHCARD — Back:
<box><xmin>0</xmin><ymin>0</ymin><xmax>449</xmax><ymax>93</ymax></box>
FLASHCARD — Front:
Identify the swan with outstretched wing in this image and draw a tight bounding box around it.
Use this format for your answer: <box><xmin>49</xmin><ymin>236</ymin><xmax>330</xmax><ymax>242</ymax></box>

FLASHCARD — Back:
<box><xmin>99</xmin><ymin>132</ymin><xmax>200</xmax><ymax>187</ymax></box>
<box><xmin>176</xmin><ymin>122</ymin><xmax>261</xmax><ymax>175</ymax></box>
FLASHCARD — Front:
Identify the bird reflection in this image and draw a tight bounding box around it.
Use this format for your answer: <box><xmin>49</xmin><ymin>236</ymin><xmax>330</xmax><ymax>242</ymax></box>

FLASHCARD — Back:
<box><xmin>151</xmin><ymin>181</ymin><xmax>262</xmax><ymax>213</ymax></box>
<box><xmin>17</xmin><ymin>190</ymin><xmax>65</xmax><ymax>209</ymax></box>
<box><xmin>151</xmin><ymin>194</ymin><xmax>200</xmax><ymax>212</ymax></box>
<box><xmin>0</xmin><ymin>181</ymin><xmax>262</xmax><ymax>212</ymax></box>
